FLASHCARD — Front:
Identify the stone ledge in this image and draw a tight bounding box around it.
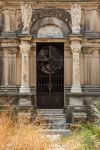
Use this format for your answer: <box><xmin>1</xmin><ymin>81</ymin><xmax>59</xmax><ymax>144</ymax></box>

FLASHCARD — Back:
<box><xmin>72</xmin><ymin>112</ymin><xmax>87</xmax><ymax>123</ymax></box>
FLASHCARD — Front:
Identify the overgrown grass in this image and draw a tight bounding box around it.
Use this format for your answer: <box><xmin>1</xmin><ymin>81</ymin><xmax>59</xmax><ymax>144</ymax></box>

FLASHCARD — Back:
<box><xmin>0</xmin><ymin>108</ymin><xmax>52</xmax><ymax>150</ymax></box>
<box><xmin>0</xmin><ymin>104</ymin><xmax>100</xmax><ymax>150</ymax></box>
<box><xmin>96</xmin><ymin>100</ymin><xmax>100</xmax><ymax>113</ymax></box>
<box><xmin>59</xmin><ymin>100</ymin><xmax>100</xmax><ymax>150</ymax></box>
<box><xmin>60</xmin><ymin>123</ymin><xmax>100</xmax><ymax>150</ymax></box>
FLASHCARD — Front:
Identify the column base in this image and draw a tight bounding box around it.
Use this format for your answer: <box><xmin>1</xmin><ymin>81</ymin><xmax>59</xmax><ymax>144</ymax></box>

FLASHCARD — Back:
<box><xmin>20</xmin><ymin>86</ymin><xmax>31</xmax><ymax>94</ymax></box>
<box><xmin>67</xmin><ymin>97</ymin><xmax>87</xmax><ymax>123</ymax></box>
<box><xmin>71</xmin><ymin>85</ymin><xmax>82</xmax><ymax>93</ymax></box>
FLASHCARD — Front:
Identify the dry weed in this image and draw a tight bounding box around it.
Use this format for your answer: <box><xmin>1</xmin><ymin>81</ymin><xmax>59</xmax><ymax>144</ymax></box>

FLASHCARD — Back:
<box><xmin>0</xmin><ymin>107</ymin><xmax>51</xmax><ymax>150</ymax></box>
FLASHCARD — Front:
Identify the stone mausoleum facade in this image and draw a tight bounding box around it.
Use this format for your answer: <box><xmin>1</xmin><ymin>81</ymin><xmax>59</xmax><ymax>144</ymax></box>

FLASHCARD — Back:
<box><xmin>0</xmin><ymin>0</ymin><xmax>100</xmax><ymax>123</ymax></box>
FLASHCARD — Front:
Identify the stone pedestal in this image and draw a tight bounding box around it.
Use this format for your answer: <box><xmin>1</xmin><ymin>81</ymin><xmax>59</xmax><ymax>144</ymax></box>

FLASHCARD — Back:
<box><xmin>70</xmin><ymin>35</ymin><xmax>82</xmax><ymax>93</ymax></box>
<box><xmin>67</xmin><ymin>35</ymin><xmax>87</xmax><ymax>123</ymax></box>
<box><xmin>67</xmin><ymin>96</ymin><xmax>87</xmax><ymax>123</ymax></box>
<box><xmin>19</xmin><ymin>36</ymin><xmax>32</xmax><ymax>93</ymax></box>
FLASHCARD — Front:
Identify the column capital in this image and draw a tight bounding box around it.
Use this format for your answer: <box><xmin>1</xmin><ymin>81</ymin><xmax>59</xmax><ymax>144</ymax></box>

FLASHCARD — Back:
<box><xmin>3</xmin><ymin>49</ymin><xmax>9</xmax><ymax>55</ymax></box>
<box><xmin>19</xmin><ymin>43</ymin><xmax>31</xmax><ymax>54</ymax></box>
<box><xmin>19</xmin><ymin>35</ymin><xmax>32</xmax><ymax>53</ymax></box>
<box><xmin>3</xmin><ymin>9</ymin><xmax>9</xmax><ymax>14</ymax></box>
<box><xmin>3</xmin><ymin>48</ymin><xmax>18</xmax><ymax>54</ymax></box>
<box><xmin>70</xmin><ymin>42</ymin><xmax>82</xmax><ymax>53</ymax></box>
<box><xmin>70</xmin><ymin>35</ymin><xmax>82</xmax><ymax>53</ymax></box>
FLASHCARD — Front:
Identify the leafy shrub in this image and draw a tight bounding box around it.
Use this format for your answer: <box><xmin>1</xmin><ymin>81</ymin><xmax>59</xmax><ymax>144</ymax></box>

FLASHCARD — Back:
<box><xmin>96</xmin><ymin>100</ymin><xmax>100</xmax><ymax>112</ymax></box>
<box><xmin>61</xmin><ymin>123</ymin><xmax>100</xmax><ymax>150</ymax></box>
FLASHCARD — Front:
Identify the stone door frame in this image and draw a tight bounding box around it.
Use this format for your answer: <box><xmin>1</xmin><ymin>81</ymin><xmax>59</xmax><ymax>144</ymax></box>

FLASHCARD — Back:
<box><xmin>32</xmin><ymin>38</ymin><xmax>70</xmax><ymax>109</ymax></box>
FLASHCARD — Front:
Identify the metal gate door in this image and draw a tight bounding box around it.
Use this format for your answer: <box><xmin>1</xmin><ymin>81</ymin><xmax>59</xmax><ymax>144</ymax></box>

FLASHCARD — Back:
<box><xmin>36</xmin><ymin>43</ymin><xmax>64</xmax><ymax>109</ymax></box>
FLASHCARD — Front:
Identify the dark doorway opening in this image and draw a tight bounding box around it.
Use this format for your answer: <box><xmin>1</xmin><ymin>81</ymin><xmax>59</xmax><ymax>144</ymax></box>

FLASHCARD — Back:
<box><xmin>36</xmin><ymin>43</ymin><xmax>64</xmax><ymax>109</ymax></box>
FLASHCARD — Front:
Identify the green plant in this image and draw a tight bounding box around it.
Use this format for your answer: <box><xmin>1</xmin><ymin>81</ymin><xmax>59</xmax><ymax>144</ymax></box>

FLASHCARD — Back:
<box><xmin>79</xmin><ymin>123</ymin><xmax>100</xmax><ymax>150</ymax></box>
<box><xmin>96</xmin><ymin>100</ymin><xmax>100</xmax><ymax>112</ymax></box>
<box><xmin>61</xmin><ymin>123</ymin><xmax>100</xmax><ymax>150</ymax></box>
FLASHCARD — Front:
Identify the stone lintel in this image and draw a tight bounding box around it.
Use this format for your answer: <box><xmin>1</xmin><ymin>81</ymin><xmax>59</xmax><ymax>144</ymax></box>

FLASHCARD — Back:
<box><xmin>19</xmin><ymin>34</ymin><xmax>32</xmax><ymax>42</ymax></box>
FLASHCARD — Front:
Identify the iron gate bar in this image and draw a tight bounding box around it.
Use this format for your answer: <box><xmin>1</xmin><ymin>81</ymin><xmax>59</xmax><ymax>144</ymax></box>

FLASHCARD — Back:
<box><xmin>36</xmin><ymin>43</ymin><xmax>64</xmax><ymax>109</ymax></box>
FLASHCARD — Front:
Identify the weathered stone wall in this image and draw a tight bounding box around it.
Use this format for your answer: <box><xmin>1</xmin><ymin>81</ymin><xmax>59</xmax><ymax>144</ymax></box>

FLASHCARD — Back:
<box><xmin>0</xmin><ymin>0</ymin><xmax>99</xmax><ymax>89</ymax></box>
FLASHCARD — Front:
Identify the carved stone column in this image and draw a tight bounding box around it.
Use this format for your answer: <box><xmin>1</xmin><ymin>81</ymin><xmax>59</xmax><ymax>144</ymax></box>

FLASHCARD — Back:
<box><xmin>3</xmin><ymin>48</ymin><xmax>17</xmax><ymax>86</ymax></box>
<box><xmin>3</xmin><ymin>50</ymin><xmax>9</xmax><ymax>85</ymax></box>
<box><xmin>3</xmin><ymin>9</ymin><xmax>10</xmax><ymax>32</ymax></box>
<box><xmin>19</xmin><ymin>36</ymin><xmax>32</xmax><ymax>93</ymax></box>
<box><xmin>70</xmin><ymin>35</ymin><xmax>82</xmax><ymax>93</ymax></box>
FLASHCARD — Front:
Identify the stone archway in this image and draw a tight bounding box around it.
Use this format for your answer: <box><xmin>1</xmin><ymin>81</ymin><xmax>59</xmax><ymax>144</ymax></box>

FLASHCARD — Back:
<box><xmin>30</xmin><ymin>7</ymin><xmax>71</xmax><ymax>37</ymax></box>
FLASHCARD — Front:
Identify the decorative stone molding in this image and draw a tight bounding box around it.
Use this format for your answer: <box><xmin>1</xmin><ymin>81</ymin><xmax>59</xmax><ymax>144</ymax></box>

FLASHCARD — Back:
<box><xmin>19</xmin><ymin>42</ymin><xmax>31</xmax><ymax>54</ymax></box>
<box><xmin>31</xmin><ymin>7</ymin><xmax>71</xmax><ymax>24</ymax></box>
<box><xmin>1</xmin><ymin>1</ymin><xmax>99</xmax><ymax>9</ymax></box>
<box><xmin>6</xmin><ymin>48</ymin><xmax>17</xmax><ymax>54</ymax></box>
<box><xmin>82</xmin><ymin>47</ymin><xmax>96</xmax><ymax>54</ymax></box>
<box><xmin>1</xmin><ymin>39</ymin><xmax>19</xmax><ymax>47</ymax></box>
<box><xmin>30</xmin><ymin>7</ymin><xmax>71</xmax><ymax>35</ymax></box>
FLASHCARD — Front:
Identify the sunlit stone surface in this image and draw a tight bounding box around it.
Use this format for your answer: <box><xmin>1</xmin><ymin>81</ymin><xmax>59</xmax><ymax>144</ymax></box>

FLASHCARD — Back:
<box><xmin>37</xmin><ymin>25</ymin><xmax>63</xmax><ymax>38</ymax></box>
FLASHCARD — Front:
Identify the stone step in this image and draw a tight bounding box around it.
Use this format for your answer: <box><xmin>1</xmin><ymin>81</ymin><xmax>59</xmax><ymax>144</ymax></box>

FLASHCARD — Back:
<box><xmin>37</xmin><ymin>109</ymin><xmax>64</xmax><ymax>114</ymax></box>
<box><xmin>42</xmin><ymin>122</ymin><xmax>70</xmax><ymax>129</ymax></box>
<box><xmin>41</xmin><ymin>129</ymin><xmax>71</xmax><ymax>135</ymax></box>
<box><xmin>42</xmin><ymin>114</ymin><xmax>66</xmax><ymax>119</ymax></box>
<box><xmin>37</xmin><ymin>109</ymin><xmax>67</xmax><ymax>129</ymax></box>
<box><xmin>41</xmin><ymin>117</ymin><xmax>66</xmax><ymax>125</ymax></box>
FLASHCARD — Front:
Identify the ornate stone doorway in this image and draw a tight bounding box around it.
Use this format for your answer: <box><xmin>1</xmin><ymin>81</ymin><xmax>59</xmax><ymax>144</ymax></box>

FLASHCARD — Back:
<box><xmin>36</xmin><ymin>43</ymin><xmax>64</xmax><ymax>109</ymax></box>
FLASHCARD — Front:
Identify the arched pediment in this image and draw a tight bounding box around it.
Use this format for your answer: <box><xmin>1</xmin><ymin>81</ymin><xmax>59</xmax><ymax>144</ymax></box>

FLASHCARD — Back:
<box><xmin>30</xmin><ymin>7</ymin><xmax>71</xmax><ymax>37</ymax></box>
<box><xmin>31</xmin><ymin>7</ymin><xmax>71</xmax><ymax>23</ymax></box>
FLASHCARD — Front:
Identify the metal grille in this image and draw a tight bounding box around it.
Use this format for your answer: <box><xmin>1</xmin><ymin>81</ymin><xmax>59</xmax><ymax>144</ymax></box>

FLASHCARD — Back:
<box><xmin>36</xmin><ymin>43</ymin><xmax>64</xmax><ymax>109</ymax></box>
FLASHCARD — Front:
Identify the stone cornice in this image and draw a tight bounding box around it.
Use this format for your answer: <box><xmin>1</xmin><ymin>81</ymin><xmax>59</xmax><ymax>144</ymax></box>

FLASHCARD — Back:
<box><xmin>0</xmin><ymin>1</ymin><xmax>99</xmax><ymax>10</ymax></box>
<box><xmin>0</xmin><ymin>0</ymin><xmax>99</xmax><ymax>2</ymax></box>
<box><xmin>0</xmin><ymin>39</ymin><xmax>19</xmax><ymax>47</ymax></box>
